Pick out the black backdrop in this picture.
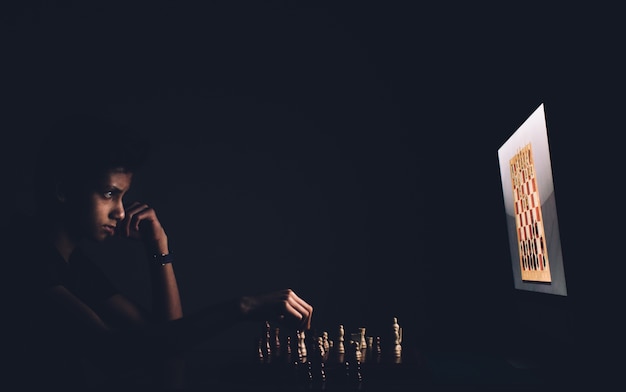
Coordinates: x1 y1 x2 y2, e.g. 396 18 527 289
2 1 623 363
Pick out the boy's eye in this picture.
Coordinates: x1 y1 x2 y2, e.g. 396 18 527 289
104 191 114 199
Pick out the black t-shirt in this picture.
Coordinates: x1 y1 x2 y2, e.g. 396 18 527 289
25 238 118 307
3 214 120 388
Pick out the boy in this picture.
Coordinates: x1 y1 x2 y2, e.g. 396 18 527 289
3 115 313 388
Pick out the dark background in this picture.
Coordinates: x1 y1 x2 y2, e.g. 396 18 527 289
2 1 623 368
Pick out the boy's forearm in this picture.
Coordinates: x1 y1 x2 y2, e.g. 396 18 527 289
150 262 183 321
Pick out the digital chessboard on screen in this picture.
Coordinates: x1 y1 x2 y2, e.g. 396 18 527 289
498 103 567 296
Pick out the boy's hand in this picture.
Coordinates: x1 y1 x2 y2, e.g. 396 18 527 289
240 289 313 330
119 201 169 254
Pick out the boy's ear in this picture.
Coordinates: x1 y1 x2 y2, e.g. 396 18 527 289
55 182 66 202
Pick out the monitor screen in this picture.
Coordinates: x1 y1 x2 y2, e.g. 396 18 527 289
498 103 567 296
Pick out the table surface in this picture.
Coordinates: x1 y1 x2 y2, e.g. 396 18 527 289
144 343 556 391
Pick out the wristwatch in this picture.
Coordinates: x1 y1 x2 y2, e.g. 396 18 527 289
153 252 174 265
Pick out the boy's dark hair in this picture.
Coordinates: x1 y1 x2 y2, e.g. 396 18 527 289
34 115 150 210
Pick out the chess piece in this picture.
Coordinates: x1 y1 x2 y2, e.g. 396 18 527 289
352 339 361 361
393 317 402 357
337 324 345 354
317 336 325 357
264 321 272 356
257 337 264 360
274 327 281 353
359 327 367 350
322 331 330 352
296 330 302 358
286 335 292 355
297 330 307 358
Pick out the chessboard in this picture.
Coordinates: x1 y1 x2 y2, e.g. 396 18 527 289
509 143 552 283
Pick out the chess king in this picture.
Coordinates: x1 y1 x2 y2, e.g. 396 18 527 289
393 317 402 357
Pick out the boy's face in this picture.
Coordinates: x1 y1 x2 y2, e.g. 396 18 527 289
73 169 133 242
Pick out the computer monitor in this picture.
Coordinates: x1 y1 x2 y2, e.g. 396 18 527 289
497 103 567 297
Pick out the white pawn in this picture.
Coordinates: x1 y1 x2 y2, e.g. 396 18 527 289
337 324 345 354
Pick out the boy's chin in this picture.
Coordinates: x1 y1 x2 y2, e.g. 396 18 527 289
89 231 112 243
